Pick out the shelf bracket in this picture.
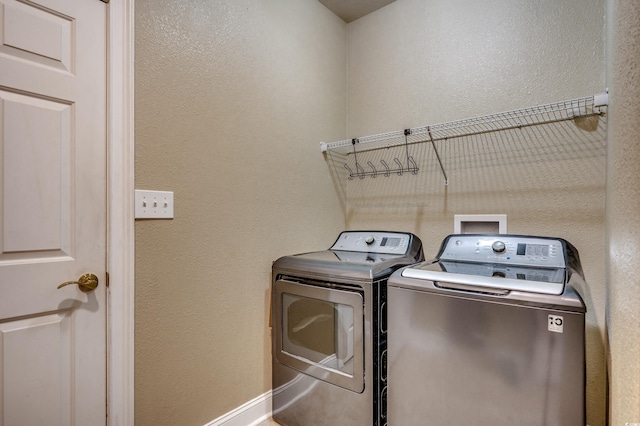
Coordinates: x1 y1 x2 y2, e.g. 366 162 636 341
427 126 448 185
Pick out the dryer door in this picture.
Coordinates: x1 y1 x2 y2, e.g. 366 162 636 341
274 279 364 393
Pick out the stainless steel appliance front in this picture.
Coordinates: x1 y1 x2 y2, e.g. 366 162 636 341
387 234 586 426
272 231 423 426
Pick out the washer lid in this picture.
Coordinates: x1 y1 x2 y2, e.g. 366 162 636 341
401 260 566 295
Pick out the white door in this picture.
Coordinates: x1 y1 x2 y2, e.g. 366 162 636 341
0 0 107 424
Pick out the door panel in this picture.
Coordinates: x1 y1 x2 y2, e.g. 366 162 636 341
2 1 73 70
0 0 107 424
1 89 72 256
0 0 73 72
0 312 72 426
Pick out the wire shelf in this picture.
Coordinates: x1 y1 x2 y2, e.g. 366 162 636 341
322 94 607 184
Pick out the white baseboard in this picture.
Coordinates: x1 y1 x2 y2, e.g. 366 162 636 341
204 391 272 426
272 373 318 417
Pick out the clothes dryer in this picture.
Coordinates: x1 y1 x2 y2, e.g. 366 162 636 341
272 231 423 426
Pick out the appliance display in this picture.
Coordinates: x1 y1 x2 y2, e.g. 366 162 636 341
272 231 424 426
387 234 587 426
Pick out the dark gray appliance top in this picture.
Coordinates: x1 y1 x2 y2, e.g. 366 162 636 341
391 234 586 312
273 231 424 282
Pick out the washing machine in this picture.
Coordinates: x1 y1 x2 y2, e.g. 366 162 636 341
387 234 586 425
272 231 424 426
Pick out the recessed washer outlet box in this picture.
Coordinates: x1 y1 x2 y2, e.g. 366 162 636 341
454 214 507 234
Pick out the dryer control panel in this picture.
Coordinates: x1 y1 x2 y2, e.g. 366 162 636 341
439 234 566 268
330 231 413 255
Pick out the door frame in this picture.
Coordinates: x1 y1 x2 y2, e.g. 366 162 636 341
107 0 135 425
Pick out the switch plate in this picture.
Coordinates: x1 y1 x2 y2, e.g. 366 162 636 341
135 190 174 219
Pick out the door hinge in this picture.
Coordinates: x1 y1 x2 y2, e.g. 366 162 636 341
105 271 110 287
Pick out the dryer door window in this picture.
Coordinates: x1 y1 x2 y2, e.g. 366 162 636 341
275 279 364 393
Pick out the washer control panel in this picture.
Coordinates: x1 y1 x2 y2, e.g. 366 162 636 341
330 231 412 255
439 235 566 268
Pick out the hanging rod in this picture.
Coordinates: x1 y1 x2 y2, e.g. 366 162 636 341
320 93 608 155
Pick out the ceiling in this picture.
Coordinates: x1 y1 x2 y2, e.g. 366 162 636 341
319 0 397 23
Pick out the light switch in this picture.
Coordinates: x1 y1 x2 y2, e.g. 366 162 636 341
135 190 174 219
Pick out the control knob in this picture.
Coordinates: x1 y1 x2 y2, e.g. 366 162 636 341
365 235 375 244
492 240 506 253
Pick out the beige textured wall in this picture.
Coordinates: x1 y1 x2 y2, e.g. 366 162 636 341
342 0 607 424
606 0 640 423
134 1 346 424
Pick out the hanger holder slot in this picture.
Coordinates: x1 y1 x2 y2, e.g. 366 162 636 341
345 130 419 180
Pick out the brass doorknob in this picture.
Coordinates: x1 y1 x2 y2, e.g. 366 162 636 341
57 273 99 292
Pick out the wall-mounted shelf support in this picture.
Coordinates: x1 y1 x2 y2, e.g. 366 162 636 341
427 126 448 185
